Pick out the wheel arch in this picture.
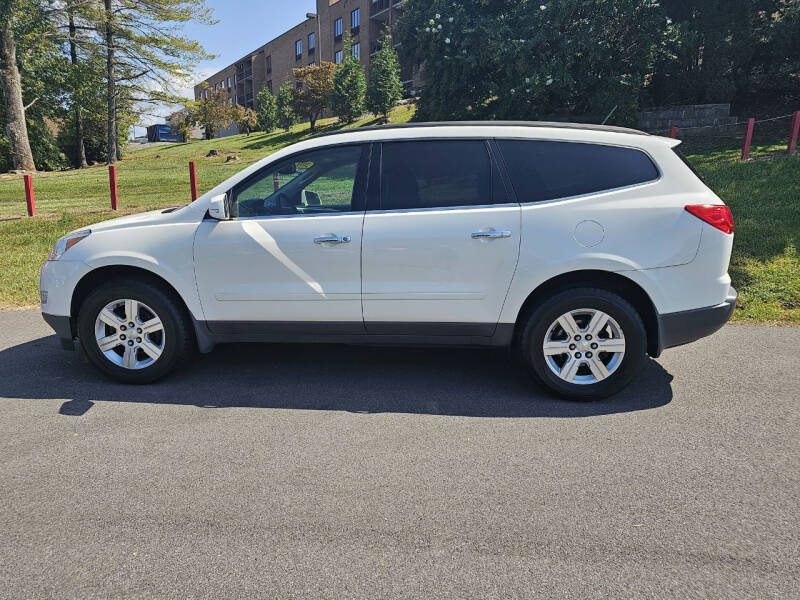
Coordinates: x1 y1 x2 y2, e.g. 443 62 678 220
69 265 212 352
512 270 661 357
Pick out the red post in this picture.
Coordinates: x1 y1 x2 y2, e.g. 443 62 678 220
741 117 755 161
669 126 678 139
24 174 35 217
108 164 119 210
273 171 280 192
189 161 198 201
788 111 800 155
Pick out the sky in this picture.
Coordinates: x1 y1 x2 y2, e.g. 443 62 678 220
136 0 316 133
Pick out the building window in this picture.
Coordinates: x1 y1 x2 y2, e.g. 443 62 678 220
308 32 316 54
334 50 343 64
227 76 231 89
265 55 272 74
351 8 360 33
334 17 343 42
267 80 272 93
295 39 302 60
352 42 360 60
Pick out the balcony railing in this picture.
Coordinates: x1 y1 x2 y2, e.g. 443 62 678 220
370 0 390 17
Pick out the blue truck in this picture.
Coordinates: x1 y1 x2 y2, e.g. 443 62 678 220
146 124 184 143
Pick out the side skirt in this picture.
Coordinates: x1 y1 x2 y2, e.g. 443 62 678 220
195 321 515 352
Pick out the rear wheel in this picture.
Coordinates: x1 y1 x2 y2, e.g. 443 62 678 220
518 288 646 400
77 279 194 384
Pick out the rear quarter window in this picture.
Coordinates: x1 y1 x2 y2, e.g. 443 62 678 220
496 140 659 203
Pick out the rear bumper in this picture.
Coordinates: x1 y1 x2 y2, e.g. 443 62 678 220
42 312 75 350
658 286 737 352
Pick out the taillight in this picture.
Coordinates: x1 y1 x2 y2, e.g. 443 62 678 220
685 204 734 234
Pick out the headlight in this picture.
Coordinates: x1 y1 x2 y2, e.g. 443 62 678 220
48 229 91 261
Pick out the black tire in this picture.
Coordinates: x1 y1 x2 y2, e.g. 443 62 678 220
517 287 646 400
77 278 194 384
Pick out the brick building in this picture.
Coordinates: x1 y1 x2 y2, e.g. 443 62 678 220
193 0 416 136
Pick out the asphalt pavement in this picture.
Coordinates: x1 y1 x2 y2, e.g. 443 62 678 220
0 309 798 599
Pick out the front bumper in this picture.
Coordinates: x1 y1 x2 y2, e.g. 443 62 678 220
658 286 737 352
42 313 76 350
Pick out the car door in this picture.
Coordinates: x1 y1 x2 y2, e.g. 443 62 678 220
194 144 369 334
361 139 521 335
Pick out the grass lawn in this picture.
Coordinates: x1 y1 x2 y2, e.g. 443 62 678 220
690 146 800 324
0 105 798 326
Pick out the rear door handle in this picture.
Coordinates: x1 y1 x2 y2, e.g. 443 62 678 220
314 235 351 245
471 230 512 239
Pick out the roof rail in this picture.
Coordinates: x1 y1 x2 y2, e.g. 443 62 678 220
310 120 650 140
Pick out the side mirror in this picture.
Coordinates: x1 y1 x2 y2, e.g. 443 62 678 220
208 193 230 220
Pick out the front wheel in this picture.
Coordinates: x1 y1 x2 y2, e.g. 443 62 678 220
518 288 647 400
77 279 194 384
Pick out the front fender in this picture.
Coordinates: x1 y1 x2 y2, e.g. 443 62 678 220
81 251 204 321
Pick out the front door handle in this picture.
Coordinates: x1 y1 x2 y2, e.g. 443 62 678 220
314 235 352 245
471 230 512 240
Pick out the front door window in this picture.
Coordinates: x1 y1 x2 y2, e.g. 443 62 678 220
232 145 364 218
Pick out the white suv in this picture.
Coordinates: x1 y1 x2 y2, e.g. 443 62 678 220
40 122 736 399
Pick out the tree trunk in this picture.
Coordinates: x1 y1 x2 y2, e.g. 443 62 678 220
115 115 122 160
68 11 87 168
0 16 36 172
104 0 116 164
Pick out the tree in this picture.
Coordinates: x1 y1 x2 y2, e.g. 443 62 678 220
646 0 800 107
398 1 661 125
89 0 215 163
167 107 193 141
101 0 116 162
0 0 38 171
366 33 402 122
255 86 278 133
276 81 297 130
292 61 336 131
231 103 257 136
1 1 214 172
191 84 231 139
56 54 132 165
330 34 366 124
66 3 87 168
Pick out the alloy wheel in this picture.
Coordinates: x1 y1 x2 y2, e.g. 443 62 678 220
542 308 626 385
93 299 165 370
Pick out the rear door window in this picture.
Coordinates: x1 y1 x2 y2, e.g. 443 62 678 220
497 140 659 203
380 140 495 210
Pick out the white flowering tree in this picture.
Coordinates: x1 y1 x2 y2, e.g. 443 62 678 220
396 0 662 124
